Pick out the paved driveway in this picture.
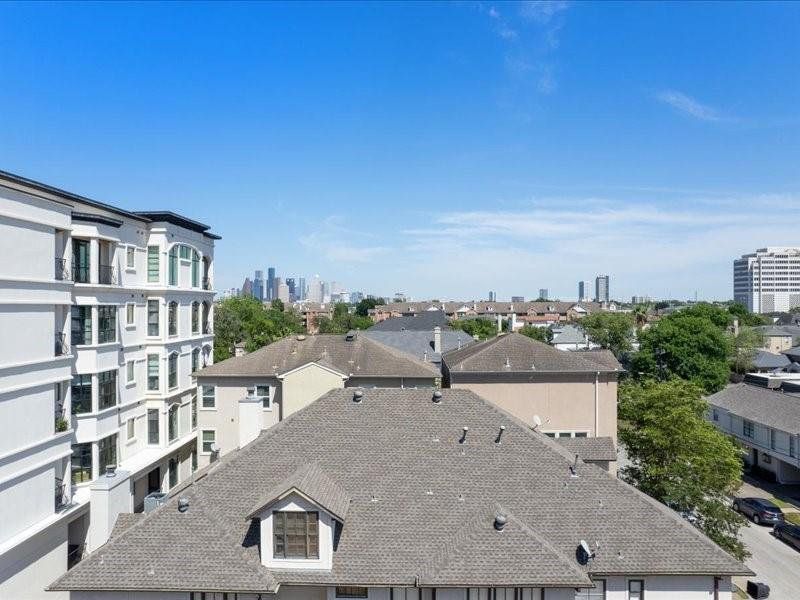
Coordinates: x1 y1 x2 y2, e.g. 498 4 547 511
736 521 800 600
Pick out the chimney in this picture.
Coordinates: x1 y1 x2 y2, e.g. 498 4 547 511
433 326 442 354
510 313 517 331
496 314 502 334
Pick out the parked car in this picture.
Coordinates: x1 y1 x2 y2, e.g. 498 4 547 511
732 497 785 525
774 521 800 550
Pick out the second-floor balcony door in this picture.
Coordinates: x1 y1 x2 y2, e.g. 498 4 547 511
72 239 90 283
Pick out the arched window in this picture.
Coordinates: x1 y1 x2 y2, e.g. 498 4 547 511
168 403 179 443
191 301 199 334
168 352 178 389
191 250 200 288
168 245 178 286
202 301 211 334
168 301 178 336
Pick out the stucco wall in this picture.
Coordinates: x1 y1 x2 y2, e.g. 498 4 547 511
282 364 345 418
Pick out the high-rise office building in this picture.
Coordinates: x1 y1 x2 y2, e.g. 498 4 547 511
266 267 276 301
277 282 290 303
595 275 610 303
511 296 525 303
298 277 306 301
253 270 264 301
241 277 253 298
272 277 282 301
488 291 496 302
308 275 323 303
734 247 800 313
0 171 217 599
578 281 591 302
286 278 296 301
538 288 549 300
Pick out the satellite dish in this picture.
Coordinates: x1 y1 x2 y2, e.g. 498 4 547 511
532 415 542 429
210 443 220 453
580 540 592 556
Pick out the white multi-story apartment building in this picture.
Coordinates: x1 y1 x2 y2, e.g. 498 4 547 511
734 247 800 313
0 170 218 599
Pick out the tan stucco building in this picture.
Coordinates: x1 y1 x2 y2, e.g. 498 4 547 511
194 332 439 466
442 333 622 470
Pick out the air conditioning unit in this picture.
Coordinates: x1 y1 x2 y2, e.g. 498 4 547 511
143 492 167 513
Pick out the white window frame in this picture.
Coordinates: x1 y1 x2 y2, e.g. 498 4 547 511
627 579 644 600
126 246 136 270
200 429 216 454
541 430 590 439
126 360 135 385
200 385 216 409
126 417 136 441
126 302 135 327
247 384 273 410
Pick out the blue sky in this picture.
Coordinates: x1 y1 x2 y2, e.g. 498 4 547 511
1 1 798 301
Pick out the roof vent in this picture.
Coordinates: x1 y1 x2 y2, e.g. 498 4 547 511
353 390 364 403
178 498 189 513
494 513 507 531
504 357 511 369
105 465 117 477
495 425 506 444
459 426 469 444
569 454 579 478
432 390 443 403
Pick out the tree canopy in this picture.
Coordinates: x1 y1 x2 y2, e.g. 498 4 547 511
450 318 498 341
213 296 304 362
317 302 374 334
355 297 386 317
518 325 553 343
579 312 635 357
619 379 748 560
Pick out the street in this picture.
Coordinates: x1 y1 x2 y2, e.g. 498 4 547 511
736 521 800 600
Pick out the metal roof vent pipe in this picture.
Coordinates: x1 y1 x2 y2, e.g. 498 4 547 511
178 498 190 513
494 513 507 531
459 426 469 444
353 389 364 403
432 390 443 404
105 465 117 478
495 425 506 444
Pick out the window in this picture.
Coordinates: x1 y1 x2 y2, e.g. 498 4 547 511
97 369 117 410
191 302 199 334
712 409 719 422
126 302 135 326
168 404 179 442
147 354 160 391
791 436 796 458
127 360 135 384
179 244 191 260
71 443 92 484
771 429 777 450
71 374 92 414
249 385 271 409
168 353 178 389
168 301 178 336
147 408 160 444
147 300 160 336
98 434 118 476
201 430 216 453
168 458 177 488
272 511 319 559
335 588 368 598
192 347 200 373
147 246 159 283
201 385 215 408
191 449 197 472
628 579 644 600
575 580 606 599
191 394 197 429
126 418 135 440
743 419 754 438
574 431 588 438
191 250 200 287
126 246 135 269
98 305 116 343
71 306 92 345
763 453 772 464
168 246 178 285
72 239 90 283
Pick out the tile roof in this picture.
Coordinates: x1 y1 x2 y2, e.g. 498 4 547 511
362 329 474 365
196 333 440 379
51 388 747 593
442 333 622 374
370 311 451 332
708 383 800 434
555 436 618 463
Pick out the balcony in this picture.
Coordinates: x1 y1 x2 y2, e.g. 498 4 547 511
202 277 212 290
72 261 90 284
98 264 116 285
55 258 71 281
55 332 69 357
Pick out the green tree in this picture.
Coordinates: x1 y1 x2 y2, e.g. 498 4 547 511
727 302 768 326
579 312 635 357
619 379 748 560
270 298 284 312
213 296 304 362
518 325 553 343
730 327 764 375
318 303 374 334
451 318 497 341
632 304 649 329
630 311 732 393
355 297 385 317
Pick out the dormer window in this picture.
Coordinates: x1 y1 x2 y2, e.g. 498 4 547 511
272 511 319 559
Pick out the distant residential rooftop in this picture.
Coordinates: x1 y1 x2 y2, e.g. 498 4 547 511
708 382 800 434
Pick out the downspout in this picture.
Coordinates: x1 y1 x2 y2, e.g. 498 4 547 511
594 371 600 437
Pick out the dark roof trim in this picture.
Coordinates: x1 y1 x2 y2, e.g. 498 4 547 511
71 211 123 228
135 211 210 234
204 232 223 240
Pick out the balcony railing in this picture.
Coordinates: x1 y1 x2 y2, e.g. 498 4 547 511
55 477 67 511
55 332 69 356
55 258 71 281
202 277 212 290
72 261 90 284
67 544 84 570
98 264 116 285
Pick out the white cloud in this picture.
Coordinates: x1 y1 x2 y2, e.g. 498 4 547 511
656 90 724 122
519 1 570 24
299 216 389 264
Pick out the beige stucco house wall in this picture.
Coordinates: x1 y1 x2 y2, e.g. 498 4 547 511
763 334 793 354
281 363 347 418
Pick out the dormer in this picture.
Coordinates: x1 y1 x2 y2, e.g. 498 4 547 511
246 463 349 571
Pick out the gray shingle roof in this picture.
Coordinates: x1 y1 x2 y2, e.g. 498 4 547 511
551 324 587 345
51 389 747 593
246 462 350 522
362 329 474 365
708 383 800 433
196 334 440 379
555 436 617 462
443 333 622 373
755 325 800 338
370 311 451 332
752 350 791 370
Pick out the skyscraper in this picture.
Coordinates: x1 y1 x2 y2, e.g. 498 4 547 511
538 288 549 300
578 281 591 302
488 291 496 302
273 277 282 302
734 247 800 313
286 277 296 301
595 275 610 303
253 270 264 301
266 267 276 301
298 276 307 301
241 277 253 297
